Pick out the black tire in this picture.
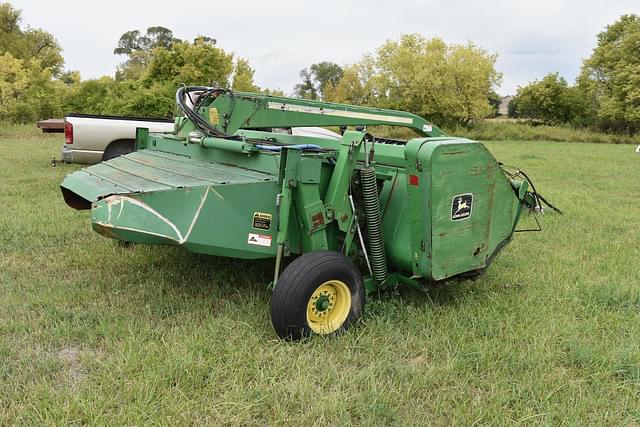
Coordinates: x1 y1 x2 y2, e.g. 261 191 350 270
103 140 135 161
270 251 364 341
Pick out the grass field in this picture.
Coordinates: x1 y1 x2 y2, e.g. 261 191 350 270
1 127 639 425
449 121 640 145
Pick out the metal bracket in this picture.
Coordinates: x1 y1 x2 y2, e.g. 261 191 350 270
273 148 299 285
324 131 365 233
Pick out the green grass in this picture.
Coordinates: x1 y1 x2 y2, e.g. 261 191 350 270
363 121 639 145
448 121 640 145
1 130 639 425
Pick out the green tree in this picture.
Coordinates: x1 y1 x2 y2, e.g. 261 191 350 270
113 30 142 55
114 26 180 56
294 68 317 99
487 91 501 118
577 14 640 133
324 64 370 105
58 70 81 85
114 80 176 118
143 36 234 87
327 34 501 125
64 77 118 115
114 26 181 80
232 58 259 92
0 52 28 119
310 61 343 99
512 73 576 124
65 32 244 118
0 3 64 76
261 88 285 97
0 3 72 122
294 61 344 100
0 52 66 122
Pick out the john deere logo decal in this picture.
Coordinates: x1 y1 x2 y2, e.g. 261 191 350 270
451 193 473 221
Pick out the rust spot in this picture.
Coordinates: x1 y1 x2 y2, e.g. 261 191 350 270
93 223 120 239
311 212 325 230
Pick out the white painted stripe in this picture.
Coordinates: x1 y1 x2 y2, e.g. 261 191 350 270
95 222 179 242
182 187 210 242
101 187 211 245
105 195 183 241
267 102 414 124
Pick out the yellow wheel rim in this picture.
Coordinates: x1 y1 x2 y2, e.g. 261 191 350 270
306 280 352 334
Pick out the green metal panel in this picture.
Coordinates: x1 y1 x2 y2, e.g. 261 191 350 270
91 180 280 259
61 89 532 292
324 131 364 232
61 150 275 204
380 173 414 273
403 138 433 278
207 92 445 137
418 140 524 280
63 149 280 259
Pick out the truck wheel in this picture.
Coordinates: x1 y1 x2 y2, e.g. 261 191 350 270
270 251 364 340
103 140 135 161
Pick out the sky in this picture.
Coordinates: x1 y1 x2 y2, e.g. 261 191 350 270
11 0 639 96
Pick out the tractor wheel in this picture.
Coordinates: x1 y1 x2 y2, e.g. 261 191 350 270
270 251 364 341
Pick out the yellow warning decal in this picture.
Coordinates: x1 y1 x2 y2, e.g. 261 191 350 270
252 212 272 230
208 108 219 125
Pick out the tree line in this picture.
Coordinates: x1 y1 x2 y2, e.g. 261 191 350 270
1 2 638 135
293 14 639 134
0 3 265 121
508 14 640 134
294 35 502 128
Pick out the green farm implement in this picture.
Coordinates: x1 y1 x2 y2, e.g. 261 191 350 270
61 87 547 340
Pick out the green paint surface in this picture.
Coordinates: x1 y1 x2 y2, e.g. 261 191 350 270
61 92 528 285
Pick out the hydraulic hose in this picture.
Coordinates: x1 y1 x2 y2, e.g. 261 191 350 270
175 86 234 139
255 144 322 152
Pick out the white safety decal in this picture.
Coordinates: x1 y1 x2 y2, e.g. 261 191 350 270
267 102 413 124
247 233 272 247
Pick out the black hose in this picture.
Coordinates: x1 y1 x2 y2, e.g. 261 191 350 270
513 169 562 214
175 86 235 139
534 192 563 214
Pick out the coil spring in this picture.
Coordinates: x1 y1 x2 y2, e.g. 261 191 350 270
360 166 388 283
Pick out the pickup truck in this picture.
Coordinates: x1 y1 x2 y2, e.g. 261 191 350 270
61 113 174 164
61 113 342 164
